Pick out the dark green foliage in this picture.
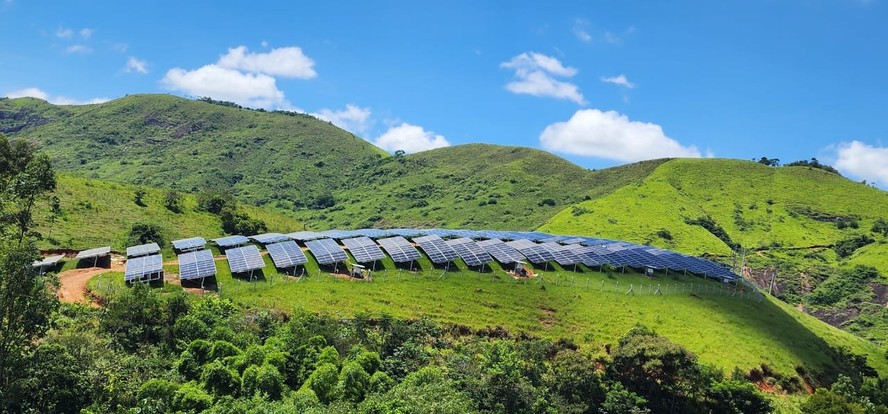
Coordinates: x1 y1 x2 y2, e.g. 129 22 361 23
127 222 165 247
17 344 89 414
808 266 879 307
101 282 165 351
873 218 888 237
197 189 236 214
164 190 183 213
359 367 478 414
354 350 383 375
210 340 242 360
305 362 340 404
785 158 841 175
600 382 649 414
685 215 739 250
756 157 780 167
339 361 371 402
134 189 147 207
368 370 395 394
705 379 772 413
173 315 210 350
173 382 214 413
657 228 674 241
538 198 557 207
220 208 267 236
800 389 866 414
834 234 875 259
242 363 285 400
547 349 607 413
202 360 241 396
137 379 180 413
609 325 706 413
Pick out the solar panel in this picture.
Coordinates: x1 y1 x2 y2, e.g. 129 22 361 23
33 254 65 268
477 239 525 264
377 236 422 263
446 238 492 267
353 228 393 239
225 245 266 273
75 246 111 260
125 254 163 282
250 233 290 245
505 240 554 264
178 249 216 281
413 235 459 264
540 242 582 266
213 235 250 248
341 237 386 263
265 241 308 268
126 242 161 258
560 237 587 245
321 229 358 240
172 237 206 251
305 238 349 265
287 231 326 241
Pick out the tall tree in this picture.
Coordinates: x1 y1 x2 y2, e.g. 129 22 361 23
0 133 60 409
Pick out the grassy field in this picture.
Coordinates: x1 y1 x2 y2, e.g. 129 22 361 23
87 247 888 383
32 174 304 251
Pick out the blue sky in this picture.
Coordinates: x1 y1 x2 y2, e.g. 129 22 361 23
2 0 888 187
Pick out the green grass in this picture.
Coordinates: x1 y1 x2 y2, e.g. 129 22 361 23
88 250 888 382
32 174 304 251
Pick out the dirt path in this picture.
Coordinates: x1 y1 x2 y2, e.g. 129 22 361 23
57 263 124 304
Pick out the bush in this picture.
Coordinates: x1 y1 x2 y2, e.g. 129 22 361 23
127 222 165 247
305 363 340 404
164 190 183 213
872 218 888 237
173 382 213 413
197 189 235 214
834 235 875 259
134 189 147 206
201 360 241 396
220 208 267 236
656 229 673 241
538 198 557 207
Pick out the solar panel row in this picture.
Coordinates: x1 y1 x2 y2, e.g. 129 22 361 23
213 235 250 248
225 245 265 273
178 249 216 281
32 254 65 268
250 233 290 245
477 239 526 264
377 236 421 263
413 235 459 264
125 254 163 282
445 238 492 267
342 237 386 263
75 246 111 260
287 231 326 241
126 242 161 258
305 238 348 265
265 241 308 268
172 237 206 251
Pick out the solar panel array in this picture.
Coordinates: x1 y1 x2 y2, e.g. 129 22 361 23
265 241 308 268
33 254 65 268
506 240 555 264
477 239 525 264
126 242 160 258
377 236 421 263
75 246 111 260
446 238 493 267
413 235 459 264
213 235 250 248
287 231 326 241
250 233 290 245
178 249 216 281
341 237 386 263
116 227 739 281
172 237 206 251
225 245 266 273
125 254 163 282
305 238 348 265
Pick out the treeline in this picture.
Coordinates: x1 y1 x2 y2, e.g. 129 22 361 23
754 156 842 176
7 285 780 414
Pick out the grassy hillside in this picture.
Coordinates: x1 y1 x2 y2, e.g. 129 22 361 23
1 95 665 230
300 145 666 230
32 174 304 251
541 158 888 342
88 247 888 387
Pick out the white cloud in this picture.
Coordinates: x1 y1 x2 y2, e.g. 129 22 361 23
79 28 93 39
500 52 585 105
161 65 286 108
312 104 372 135
110 42 129 53
56 27 73 38
217 46 316 79
573 19 592 43
604 31 622 45
65 44 92 54
601 74 636 89
261 40 268 48
834 141 888 186
6 87 109 105
374 123 450 154
125 56 148 74
539 109 702 162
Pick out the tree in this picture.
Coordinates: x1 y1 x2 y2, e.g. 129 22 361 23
0 134 59 410
305 363 340 404
706 379 772 414
101 282 165 351
164 190 183 213
756 157 780 167
17 343 90 414
134 189 147 207
201 360 241 396
127 222 165 247
197 189 235 214
800 389 866 414
339 361 371 403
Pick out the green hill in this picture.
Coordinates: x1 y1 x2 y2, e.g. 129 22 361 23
541 158 888 342
1 95 659 230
